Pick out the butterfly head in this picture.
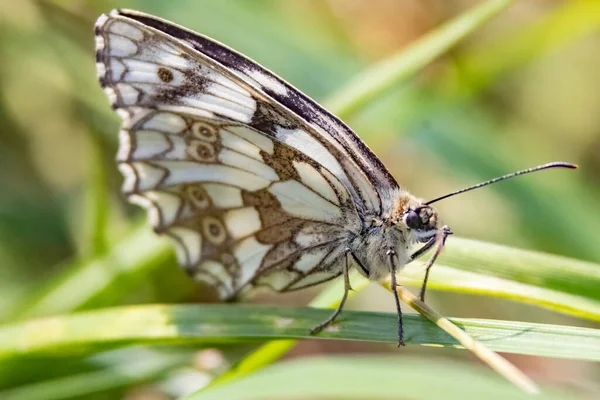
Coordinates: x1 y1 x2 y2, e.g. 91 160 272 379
402 205 439 242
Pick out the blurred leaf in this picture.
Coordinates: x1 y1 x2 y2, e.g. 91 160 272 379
453 0 600 95
326 0 517 118
1 304 599 361
79 131 110 259
10 226 172 320
186 356 575 400
0 87 73 290
0 347 189 400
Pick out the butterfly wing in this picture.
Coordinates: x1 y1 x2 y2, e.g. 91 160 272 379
95 10 397 298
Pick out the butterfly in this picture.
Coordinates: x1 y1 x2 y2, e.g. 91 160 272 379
95 9 576 346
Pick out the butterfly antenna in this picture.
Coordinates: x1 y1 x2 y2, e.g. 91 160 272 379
425 162 577 206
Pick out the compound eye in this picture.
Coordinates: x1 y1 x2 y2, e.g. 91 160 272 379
404 209 422 230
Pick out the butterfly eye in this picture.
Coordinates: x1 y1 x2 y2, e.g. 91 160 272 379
404 209 422 230
404 206 439 238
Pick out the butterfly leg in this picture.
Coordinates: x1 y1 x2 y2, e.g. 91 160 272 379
408 237 437 263
310 252 352 335
387 248 405 347
418 225 452 302
406 236 436 304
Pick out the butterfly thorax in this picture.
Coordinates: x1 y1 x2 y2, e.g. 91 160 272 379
348 188 440 281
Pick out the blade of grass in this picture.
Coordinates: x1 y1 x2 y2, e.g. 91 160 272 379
185 356 576 400
401 264 600 321
387 283 538 394
439 237 600 305
1 304 599 361
325 0 516 118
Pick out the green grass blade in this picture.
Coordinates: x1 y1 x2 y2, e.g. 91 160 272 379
325 0 516 118
402 264 600 321
438 237 600 306
1 305 598 361
393 237 600 321
185 356 576 400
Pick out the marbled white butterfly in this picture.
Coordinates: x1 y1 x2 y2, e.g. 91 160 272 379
95 9 575 345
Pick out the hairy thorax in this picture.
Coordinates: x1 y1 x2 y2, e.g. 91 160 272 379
348 188 426 282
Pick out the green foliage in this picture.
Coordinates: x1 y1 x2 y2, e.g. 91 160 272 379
1 305 599 361
187 356 575 400
1 0 599 399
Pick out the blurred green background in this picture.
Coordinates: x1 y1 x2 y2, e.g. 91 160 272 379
1 0 599 398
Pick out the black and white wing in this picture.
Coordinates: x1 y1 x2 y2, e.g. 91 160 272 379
95 9 399 298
